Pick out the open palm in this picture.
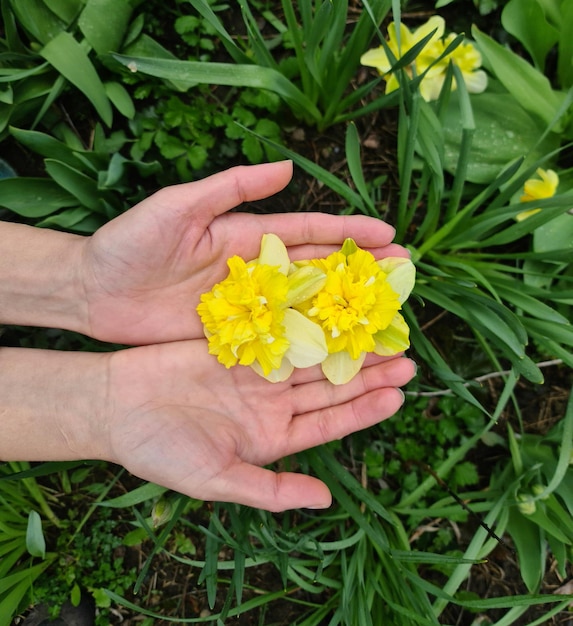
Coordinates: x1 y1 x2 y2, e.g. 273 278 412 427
80 161 404 345
105 340 415 511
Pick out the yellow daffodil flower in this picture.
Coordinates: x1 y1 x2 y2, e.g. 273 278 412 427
295 239 416 385
516 168 559 221
360 16 487 102
360 16 445 99
197 234 328 382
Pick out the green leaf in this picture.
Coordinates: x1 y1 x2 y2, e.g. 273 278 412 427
98 482 167 508
472 25 561 127
112 54 322 125
44 159 103 212
104 81 135 119
0 177 77 217
78 0 132 54
25 511 45 559
8 0 66 44
40 31 113 126
443 93 559 184
501 0 559 71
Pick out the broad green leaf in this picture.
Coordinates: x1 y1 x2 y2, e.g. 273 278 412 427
9 127 77 165
443 93 559 183
0 177 76 217
40 31 112 126
557 1 573 87
35 207 94 231
44 159 103 212
44 0 84 24
113 55 322 125
533 211 573 253
472 25 561 127
9 0 66 44
104 81 135 119
25 511 45 558
501 0 558 71
78 0 132 54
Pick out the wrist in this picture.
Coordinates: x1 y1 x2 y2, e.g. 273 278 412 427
0 347 112 462
0 222 88 334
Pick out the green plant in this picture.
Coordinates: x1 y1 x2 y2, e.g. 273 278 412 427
0 463 59 626
493 390 573 594
0 125 160 233
114 0 396 131
32 508 137 625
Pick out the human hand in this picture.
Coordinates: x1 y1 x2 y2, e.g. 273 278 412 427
79 161 407 345
103 341 416 511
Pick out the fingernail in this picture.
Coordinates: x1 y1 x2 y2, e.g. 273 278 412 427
305 503 331 510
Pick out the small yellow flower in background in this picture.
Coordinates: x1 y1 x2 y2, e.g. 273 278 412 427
197 234 328 382
295 239 416 385
516 168 559 221
360 16 487 102
360 16 445 98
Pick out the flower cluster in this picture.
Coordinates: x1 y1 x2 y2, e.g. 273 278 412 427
197 234 415 385
360 16 487 102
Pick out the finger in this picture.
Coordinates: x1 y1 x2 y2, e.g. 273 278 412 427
286 241 410 263
245 212 396 250
286 387 406 456
288 352 406 386
290 357 416 416
198 462 332 512
155 161 294 223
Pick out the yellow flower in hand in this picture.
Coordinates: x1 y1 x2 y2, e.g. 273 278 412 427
295 239 416 385
197 234 328 382
516 168 559 221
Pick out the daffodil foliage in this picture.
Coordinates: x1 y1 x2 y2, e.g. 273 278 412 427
198 235 415 385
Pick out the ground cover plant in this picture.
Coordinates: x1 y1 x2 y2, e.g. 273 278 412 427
1 0 572 624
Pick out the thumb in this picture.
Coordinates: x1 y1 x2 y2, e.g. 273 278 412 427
200 462 332 512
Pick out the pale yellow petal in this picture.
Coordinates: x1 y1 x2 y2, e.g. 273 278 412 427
373 313 410 356
321 351 366 385
413 16 445 45
283 308 328 368
515 208 542 222
419 72 446 101
361 47 392 73
251 358 294 383
462 69 488 94
377 258 416 304
258 233 290 274
286 265 327 307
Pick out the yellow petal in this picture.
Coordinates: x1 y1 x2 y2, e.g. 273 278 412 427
413 16 445 46
373 313 410 356
376 258 416 304
251 358 294 383
321 351 366 385
360 47 392 73
283 308 328 368
286 265 327 307
258 233 290 274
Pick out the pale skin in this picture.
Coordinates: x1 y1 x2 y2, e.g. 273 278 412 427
0 161 415 511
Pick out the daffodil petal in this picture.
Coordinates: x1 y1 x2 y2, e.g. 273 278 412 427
516 208 542 222
462 69 488 94
413 15 445 45
373 313 410 356
360 47 392 74
251 358 294 383
283 308 328 368
321 351 366 385
258 233 290 274
376 257 416 304
286 266 327 307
